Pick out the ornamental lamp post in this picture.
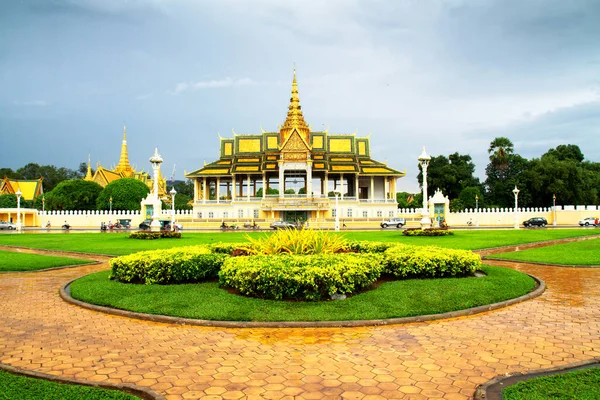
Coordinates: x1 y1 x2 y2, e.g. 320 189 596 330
109 196 113 214
333 190 341 232
42 195 45 230
553 194 557 227
16 189 22 231
170 187 177 231
418 147 431 228
149 148 164 232
513 186 520 229
475 194 479 228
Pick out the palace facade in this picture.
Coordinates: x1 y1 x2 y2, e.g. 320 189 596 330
185 71 405 224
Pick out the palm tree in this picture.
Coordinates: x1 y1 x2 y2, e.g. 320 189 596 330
488 137 514 179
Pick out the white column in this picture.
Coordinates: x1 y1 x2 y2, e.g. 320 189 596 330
370 176 375 203
247 174 251 201
355 175 359 199
278 164 284 199
232 175 236 200
203 177 207 204
216 177 221 203
262 173 266 198
324 173 329 197
340 173 344 200
193 179 198 202
306 165 313 197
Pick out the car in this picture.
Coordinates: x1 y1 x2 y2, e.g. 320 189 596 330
0 221 17 230
270 220 297 229
523 217 548 228
578 217 598 227
139 219 152 230
380 218 406 228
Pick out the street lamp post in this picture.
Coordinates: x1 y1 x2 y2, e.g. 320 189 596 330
109 196 113 214
513 186 520 229
16 189 22 231
149 148 164 232
553 194 557 227
334 191 341 231
418 147 431 228
42 195 45 230
170 187 177 231
475 194 479 228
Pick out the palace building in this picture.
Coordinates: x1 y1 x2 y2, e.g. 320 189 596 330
185 70 405 224
84 126 168 198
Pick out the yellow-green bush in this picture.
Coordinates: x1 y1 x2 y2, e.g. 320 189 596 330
219 253 384 300
347 240 395 253
109 246 228 284
245 229 349 255
384 244 481 278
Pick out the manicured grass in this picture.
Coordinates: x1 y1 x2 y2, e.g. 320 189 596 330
0 250 93 272
0 229 598 255
69 265 535 322
490 238 600 266
0 369 139 400
503 367 600 400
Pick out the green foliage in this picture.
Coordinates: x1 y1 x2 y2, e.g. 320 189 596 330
44 179 103 210
210 242 251 254
97 178 150 211
503 367 600 400
16 162 80 192
256 187 279 197
0 370 138 400
109 246 228 284
396 192 421 209
171 180 194 197
384 244 481 278
219 253 385 300
347 240 395 253
245 229 349 255
0 194 17 208
129 231 182 240
458 186 483 210
402 228 454 236
284 188 296 194
417 152 480 200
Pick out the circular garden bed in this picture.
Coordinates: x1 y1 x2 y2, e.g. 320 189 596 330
69 230 537 322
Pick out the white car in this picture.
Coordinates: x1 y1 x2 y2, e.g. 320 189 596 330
380 218 406 228
0 221 17 230
579 217 598 227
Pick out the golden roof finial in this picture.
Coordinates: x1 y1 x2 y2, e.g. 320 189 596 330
280 66 310 144
115 124 133 177
84 153 93 180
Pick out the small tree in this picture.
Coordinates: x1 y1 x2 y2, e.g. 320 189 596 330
44 180 103 210
0 194 17 208
97 178 150 211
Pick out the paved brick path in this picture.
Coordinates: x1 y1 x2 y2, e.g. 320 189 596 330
1 249 599 399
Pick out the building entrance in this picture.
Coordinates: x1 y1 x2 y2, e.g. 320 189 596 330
283 211 308 223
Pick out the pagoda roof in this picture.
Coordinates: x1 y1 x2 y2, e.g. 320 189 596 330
0 177 44 201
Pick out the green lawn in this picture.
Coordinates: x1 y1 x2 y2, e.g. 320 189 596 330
69 265 535 322
490 238 600 266
0 369 139 400
503 367 600 400
0 229 598 255
0 250 93 272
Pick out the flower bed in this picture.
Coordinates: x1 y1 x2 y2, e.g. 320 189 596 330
129 231 182 240
219 253 385 300
402 228 453 236
385 244 481 278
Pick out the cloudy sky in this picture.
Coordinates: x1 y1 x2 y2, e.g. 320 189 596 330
1 0 599 192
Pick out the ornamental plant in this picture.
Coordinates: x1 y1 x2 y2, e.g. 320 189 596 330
109 246 227 284
219 253 385 300
384 244 481 278
245 229 349 255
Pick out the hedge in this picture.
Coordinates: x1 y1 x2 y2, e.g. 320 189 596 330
347 240 395 253
109 246 227 284
129 231 181 240
402 228 453 236
384 244 481 278
219 253 385 301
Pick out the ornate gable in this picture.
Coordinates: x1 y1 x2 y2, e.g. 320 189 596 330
280 130 311 161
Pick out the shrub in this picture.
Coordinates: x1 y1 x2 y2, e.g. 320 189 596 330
384 244 481 278
219 253 385 301
402 228 454 236
109 246 228 284
245 229 349 255
129 231 181 239
210 242 250 255
347 240 395 253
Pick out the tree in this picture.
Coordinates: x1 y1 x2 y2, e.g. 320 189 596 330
172 180 193 198
16 163 79 192
78 162 95 178
0 194 17 208
457 186 483 210
487 137 514 180
417 152 480 200
396 192 421 209
484 138 531 207
44 180 103 210
256 187 279 197
97 178 150 211
0 168 21 179
543 144 584 163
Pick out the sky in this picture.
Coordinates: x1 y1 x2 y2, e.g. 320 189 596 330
1 0 599 193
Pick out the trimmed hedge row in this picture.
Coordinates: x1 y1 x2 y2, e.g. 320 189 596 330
402 228 453 236
219 253 385 300
385 244 481 278
129 231 182 240
347 240 395 253
109 246 227 284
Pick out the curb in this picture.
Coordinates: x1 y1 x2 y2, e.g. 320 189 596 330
482 257 600 268
60 274 545 329
473 358 600 399
0 362 166 400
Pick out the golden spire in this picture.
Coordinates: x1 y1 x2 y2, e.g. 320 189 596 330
84 154 93 181
280 67 310 144
115 125 133 177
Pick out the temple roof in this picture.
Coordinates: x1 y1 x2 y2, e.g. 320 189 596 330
0 177 44 201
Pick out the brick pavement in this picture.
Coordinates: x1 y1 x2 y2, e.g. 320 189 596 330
1 251 599 399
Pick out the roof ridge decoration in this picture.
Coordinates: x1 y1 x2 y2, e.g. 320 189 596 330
280 67 310 146
115 124 133 177
84 154 93 181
